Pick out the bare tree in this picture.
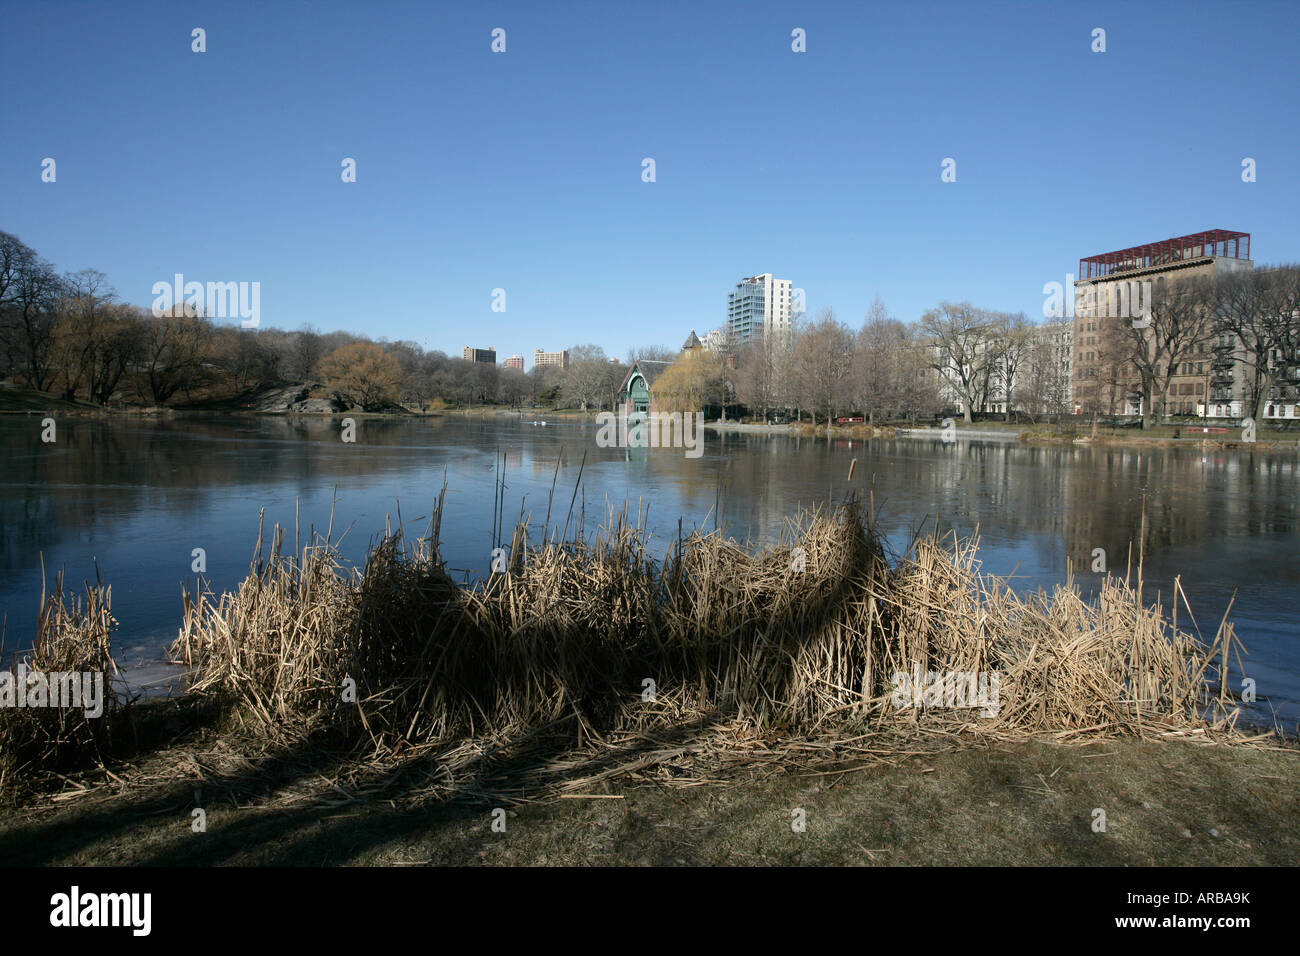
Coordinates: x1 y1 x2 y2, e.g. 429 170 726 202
401 351 442 410
855 298 908 425
0 231 26 305
897 323 943 423
86 304 145 404
561 344 618 411
52 270 118 400
991 312 1031 421
528 362 561 405
497 367 529 406
138 305 214 405
732 338 781 420
471 359 499 404
703 325 739 367
1018 330 1072 423
438 358 478 405
920 302 1001 423
1215 265 1300 422
291 325 325 382
626 344 675 364
318 342 407 410
1124 275 1214 429
212 325 282 396
0 233 62 391
790 308 854 426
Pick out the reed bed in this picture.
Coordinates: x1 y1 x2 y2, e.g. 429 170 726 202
0 567 121 795
160 495 1250 804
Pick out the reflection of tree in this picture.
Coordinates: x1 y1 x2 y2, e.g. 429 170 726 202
0 416 466 576
7 419 1296 665
1061 447 1296 570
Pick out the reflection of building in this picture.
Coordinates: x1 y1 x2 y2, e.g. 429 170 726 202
530 453 564 477
503 354 524 371
463 346 497 364
1060 445 1233 573
533 348 569 370
1072 230 1253 418
727 273 794 346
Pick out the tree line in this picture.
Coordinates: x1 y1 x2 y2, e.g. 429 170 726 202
7 229 1294 426
653 265 1300 430
0 230 632 412
650 300 1069 427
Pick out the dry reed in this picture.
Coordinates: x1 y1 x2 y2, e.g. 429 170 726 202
161 495 1251 803
0 567 122 795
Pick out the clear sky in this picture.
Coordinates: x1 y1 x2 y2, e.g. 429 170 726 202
2 1 1297 364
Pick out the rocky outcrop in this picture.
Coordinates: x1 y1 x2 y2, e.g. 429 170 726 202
243 385 345 414
289 397 345 414
247 385 309 411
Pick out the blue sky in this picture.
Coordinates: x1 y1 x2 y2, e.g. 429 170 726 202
2 0 1297 364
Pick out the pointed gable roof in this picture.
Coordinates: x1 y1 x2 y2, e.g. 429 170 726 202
619 359 671 395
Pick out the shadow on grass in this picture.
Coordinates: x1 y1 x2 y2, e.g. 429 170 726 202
0 704 729 865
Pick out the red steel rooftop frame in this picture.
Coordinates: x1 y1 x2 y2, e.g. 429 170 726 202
1078 230 1250 280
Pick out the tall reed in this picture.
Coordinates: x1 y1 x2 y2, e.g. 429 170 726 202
170 498 1244 760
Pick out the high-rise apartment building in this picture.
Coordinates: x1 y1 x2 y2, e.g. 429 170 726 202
533 348 570 370
463 346 497 364
726 273 795 346
503 354 524 371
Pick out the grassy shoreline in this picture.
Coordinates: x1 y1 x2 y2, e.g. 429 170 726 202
7 385 1297 445
1 498 1291 865
2 731 1294 865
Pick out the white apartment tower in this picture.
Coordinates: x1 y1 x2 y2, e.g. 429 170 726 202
727 273 795 346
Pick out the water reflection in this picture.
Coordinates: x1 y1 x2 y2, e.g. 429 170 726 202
1 416 1295 722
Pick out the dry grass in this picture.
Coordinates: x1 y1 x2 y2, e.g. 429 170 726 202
0 566 122 795
151 492 1263 807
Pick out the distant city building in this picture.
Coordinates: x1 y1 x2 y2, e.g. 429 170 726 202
503 354 524 371
533 348 570 370
701 329 728 352
727 273 794 346
1072 230 1253 418
463 346 497 365
1035 320 1074 410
